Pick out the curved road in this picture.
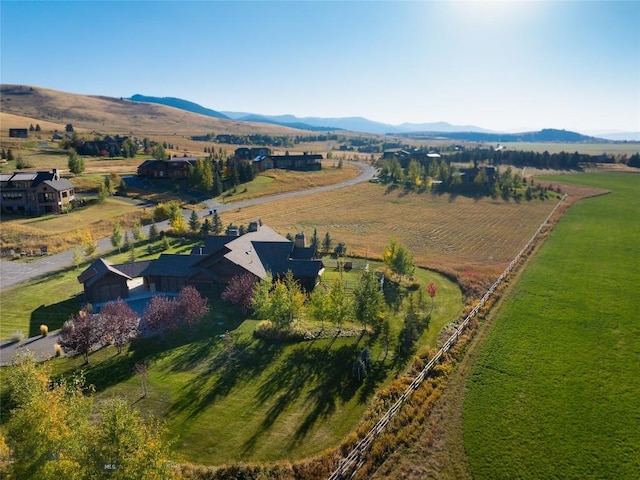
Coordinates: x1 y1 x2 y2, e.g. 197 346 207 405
0 162 377 291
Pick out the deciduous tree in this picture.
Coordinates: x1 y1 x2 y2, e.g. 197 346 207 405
353 270 386 332
99 299 138 354
110 223 123 252
67 149 85 174
175 285 209 326
59 308 102 364
221 273 259 313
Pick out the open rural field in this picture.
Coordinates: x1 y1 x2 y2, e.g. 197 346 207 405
218 181 576 294
462 173 640 479
499 141 640 155
0 197 151 254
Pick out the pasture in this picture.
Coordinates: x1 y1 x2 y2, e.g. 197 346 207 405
218 182 564 293
0 197 151 254
463 173 640 479
499 141 639 155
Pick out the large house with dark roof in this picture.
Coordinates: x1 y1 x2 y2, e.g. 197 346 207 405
78 224 324 306
0 169 75 215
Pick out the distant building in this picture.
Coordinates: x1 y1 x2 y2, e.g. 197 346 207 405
252 152 322 172
9 128 28 138
137 157 198 178
0 169 75 215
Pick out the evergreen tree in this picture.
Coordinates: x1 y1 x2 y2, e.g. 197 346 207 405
189 210 201 233
200 218 212 235
149 223 159 242
213 170 223 197
322 232 333 253
212 211 223 235
310 228 319 256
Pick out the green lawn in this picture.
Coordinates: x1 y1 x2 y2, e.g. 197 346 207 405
0 237 201 339
463 173 640 479
44 264 461 465
2 244 463 465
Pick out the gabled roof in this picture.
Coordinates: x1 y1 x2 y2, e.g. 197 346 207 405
191 235 237 255
77 258 131 288
140 254 200 277
114 260 153 278
222 226 290 279
41 179 75 191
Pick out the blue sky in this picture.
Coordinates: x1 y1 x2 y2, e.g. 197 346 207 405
1 1 639 133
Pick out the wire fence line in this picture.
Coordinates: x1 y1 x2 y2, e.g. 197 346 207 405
327 194 568 480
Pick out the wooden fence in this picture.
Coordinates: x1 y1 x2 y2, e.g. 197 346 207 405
327 194 568 480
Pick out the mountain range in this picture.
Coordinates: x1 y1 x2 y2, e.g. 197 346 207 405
127 94 640 142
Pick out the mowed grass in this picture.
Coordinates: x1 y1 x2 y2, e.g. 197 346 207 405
0 237 201 339
463 173 640 479
45 262 462 465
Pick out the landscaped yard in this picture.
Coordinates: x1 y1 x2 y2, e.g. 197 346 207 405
37 258 463 465
463 173 640 479
0 237 202 339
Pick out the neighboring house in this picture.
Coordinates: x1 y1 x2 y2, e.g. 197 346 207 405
253 153 322 172
235 147 271 160
0 169 75 215
137 157 198 178
9 128 28 138
78 223 324 307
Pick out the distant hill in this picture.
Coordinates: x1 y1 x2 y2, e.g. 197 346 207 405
236 114 340 132
399 128 607 143
128 94 230 120
0 85 303 136
222 112 491 135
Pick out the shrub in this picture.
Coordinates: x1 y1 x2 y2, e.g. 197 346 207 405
253 320 306 343
54 344 63 357
39 324 48 337
10 331 24 343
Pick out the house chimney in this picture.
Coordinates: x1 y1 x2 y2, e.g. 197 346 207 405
294 232 306 248
52 168 59 180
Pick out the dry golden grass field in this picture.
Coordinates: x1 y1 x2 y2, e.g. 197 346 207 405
219 182 592 295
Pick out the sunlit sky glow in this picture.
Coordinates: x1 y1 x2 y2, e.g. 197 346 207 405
1 1 639 134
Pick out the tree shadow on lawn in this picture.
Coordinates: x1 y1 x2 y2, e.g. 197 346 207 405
242 339 385 455
168 338 283 420
29 294 83 337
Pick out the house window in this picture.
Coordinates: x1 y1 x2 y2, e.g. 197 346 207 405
61 191 68 198
2 192 23 200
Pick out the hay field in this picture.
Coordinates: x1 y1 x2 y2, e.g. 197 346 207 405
220 182 565 291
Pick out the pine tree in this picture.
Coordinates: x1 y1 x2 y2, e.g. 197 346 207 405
189 210 201 233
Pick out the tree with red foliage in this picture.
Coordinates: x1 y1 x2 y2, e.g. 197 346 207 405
140 295 176 340
221 273 259 314
426 281 438 314
99 298 138 354
175 285 209 326
59 307 102 364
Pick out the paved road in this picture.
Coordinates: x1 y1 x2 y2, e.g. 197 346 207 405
0 162 377 291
